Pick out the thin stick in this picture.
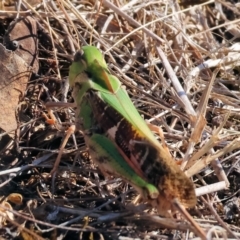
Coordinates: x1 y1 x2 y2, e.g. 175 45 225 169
173 198 207 240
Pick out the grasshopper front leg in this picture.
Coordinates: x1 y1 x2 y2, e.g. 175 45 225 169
44 102 76 175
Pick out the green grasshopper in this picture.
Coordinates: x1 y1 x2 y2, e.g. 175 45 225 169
68 46 197 215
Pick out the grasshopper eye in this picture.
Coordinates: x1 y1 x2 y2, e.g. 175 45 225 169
73 49 84 62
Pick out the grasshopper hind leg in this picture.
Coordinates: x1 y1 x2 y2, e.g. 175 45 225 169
85 133 159 201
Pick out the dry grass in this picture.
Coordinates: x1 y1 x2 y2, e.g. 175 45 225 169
0 0 240 239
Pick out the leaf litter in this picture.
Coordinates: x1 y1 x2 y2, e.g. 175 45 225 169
0 0 240 239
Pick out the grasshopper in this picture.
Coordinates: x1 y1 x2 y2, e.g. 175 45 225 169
69 46 196 213
48 46 205 238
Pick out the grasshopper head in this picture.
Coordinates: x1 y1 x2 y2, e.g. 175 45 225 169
81 46 108 71
69 46 120 93
69 46 109 87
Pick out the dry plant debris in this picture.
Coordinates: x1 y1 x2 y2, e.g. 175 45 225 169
0 16 38 136
0 0 240 239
